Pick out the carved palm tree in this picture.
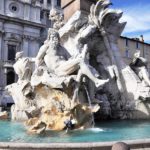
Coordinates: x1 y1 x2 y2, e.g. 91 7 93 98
89 0 126 38
89 0 129 107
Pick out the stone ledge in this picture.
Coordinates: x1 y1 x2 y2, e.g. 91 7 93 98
0 139 150 150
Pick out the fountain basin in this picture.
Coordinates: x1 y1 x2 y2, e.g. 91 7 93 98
0 139 150 150
1 120 150 149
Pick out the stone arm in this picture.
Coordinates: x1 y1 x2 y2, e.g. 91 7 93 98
35 44 49 67
139 57 147 64
130 57 148 68
76 24 97 43
29 57 36 63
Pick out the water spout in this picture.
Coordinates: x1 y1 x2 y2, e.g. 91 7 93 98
84 85 95 127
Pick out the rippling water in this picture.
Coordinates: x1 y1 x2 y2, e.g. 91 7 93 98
0 120 150 143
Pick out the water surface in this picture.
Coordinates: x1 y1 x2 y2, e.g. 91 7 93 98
0 120 150 143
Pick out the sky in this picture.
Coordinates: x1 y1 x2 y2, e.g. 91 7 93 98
111 0 150 43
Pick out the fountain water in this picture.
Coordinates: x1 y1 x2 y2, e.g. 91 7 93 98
84 85 95 127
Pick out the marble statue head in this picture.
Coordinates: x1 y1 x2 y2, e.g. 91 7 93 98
134 50 140 58
46 28 60 46
49 8 64 30
49 8 59 21
15 51 24 60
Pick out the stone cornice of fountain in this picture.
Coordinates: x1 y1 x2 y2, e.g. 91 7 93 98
0 139 150 150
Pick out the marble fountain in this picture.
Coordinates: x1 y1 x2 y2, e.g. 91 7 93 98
1 0 150 149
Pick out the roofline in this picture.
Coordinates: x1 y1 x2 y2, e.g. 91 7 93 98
120 36 150 46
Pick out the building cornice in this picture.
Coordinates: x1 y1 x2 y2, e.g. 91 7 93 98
120 36 150 46
0 14 46 29
13 0 42 8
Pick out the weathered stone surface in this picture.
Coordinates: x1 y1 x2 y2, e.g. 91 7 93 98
25 117 39 126
61 0 97 21
24 85 98 132
111 142 130 150
0 111 8 120
28 120 46 134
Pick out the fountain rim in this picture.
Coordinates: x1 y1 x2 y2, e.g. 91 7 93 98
0 139 150 149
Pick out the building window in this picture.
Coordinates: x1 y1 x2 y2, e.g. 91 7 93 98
57 0 61 6
47 12 49 18
9 3 19 13
40 0 43 3
136 41 139 49
125 39 128 47
125 49 129 58
46 20 51 28
8 45 16 61
40 11 44 20
47 0 51 4
6 70 15 85
12 6 17 11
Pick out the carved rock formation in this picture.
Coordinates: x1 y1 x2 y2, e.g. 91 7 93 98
0 111 8 120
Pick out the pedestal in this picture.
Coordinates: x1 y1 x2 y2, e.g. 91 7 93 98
61 0 97 21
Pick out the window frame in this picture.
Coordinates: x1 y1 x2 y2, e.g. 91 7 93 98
125 49 129 58
57 0 61 7
6 69 15 85
7 44 17 61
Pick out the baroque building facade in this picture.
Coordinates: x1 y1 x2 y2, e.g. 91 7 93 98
0 0 61 98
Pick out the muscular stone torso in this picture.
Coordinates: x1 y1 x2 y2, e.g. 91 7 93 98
44 46 66 71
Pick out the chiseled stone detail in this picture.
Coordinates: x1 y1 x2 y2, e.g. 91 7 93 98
49 8 65 30
0 111 8 120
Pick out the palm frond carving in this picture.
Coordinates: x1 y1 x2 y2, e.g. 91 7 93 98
89 0 126 37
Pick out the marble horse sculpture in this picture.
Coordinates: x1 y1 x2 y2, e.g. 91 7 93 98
6 0 150 134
